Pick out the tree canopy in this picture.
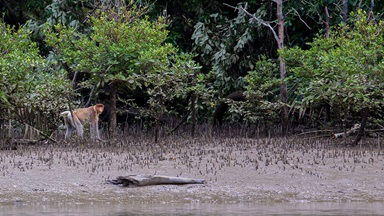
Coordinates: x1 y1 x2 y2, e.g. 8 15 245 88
44 6 203 137
1 0 384 144
0 21 69 132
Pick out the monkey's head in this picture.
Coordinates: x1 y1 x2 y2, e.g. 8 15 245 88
94 104 104 114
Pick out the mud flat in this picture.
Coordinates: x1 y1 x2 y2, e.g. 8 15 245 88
1 136 384 206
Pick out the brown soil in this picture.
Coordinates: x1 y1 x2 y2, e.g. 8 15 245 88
1 136 384 206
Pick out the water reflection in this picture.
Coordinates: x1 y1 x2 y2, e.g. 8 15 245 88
2 202 384 216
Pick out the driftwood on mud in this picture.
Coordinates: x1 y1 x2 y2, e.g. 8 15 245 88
108 175 205 187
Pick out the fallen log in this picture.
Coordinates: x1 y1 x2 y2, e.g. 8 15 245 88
11 139 39 145
334 123 360 138
108 175 205 187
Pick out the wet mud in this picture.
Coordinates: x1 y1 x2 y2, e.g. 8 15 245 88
1 137 384 206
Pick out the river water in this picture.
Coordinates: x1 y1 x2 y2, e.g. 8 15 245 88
2 202 384 215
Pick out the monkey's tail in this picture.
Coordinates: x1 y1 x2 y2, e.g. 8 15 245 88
60 111 71 116
60 111 75 127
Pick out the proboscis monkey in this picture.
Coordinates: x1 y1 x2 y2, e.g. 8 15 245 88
61 104 104 141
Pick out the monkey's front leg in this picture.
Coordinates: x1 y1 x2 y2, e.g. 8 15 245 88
91 122 103 141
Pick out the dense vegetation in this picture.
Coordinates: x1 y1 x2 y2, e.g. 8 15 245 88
1 0 383 144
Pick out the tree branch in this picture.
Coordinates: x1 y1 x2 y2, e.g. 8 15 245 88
81 2 100 24
325 6 330 38
223 3 280 45
84 82 100 107
291 7 312 30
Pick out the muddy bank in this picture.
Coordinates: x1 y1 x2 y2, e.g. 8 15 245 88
1 137 384 206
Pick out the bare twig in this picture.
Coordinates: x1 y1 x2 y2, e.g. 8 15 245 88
301 0 325 25
291 7 312 30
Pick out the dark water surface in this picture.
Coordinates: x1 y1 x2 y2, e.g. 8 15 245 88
2 202 384 216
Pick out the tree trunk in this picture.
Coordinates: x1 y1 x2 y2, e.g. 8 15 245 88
352 108 369 146
8 109 11 137
191 93 196 138
109 82 117 137
154 120 159 143
275 0 289 133
229 1 288 132
325 6 330 39
280 61 288 133
342 0 348 24
368 0 374 21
